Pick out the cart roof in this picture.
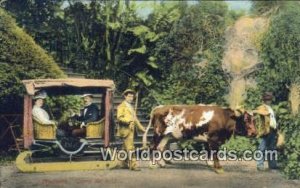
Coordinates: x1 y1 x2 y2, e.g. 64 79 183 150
22 78 115 95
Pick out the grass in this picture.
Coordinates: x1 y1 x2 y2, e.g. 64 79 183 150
0 151 17 166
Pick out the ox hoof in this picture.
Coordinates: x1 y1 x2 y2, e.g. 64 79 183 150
149 163 159 169
165 160 173 165
206 160 214 167
214 168 224 174
157 160 166 168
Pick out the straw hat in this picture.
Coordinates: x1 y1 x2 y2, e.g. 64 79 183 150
81 93 93 98
122 89 135 96
34 91 47 100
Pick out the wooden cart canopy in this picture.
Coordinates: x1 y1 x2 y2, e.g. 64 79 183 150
22 78 115 95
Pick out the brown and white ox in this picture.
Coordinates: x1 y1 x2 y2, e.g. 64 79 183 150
142 104 256 173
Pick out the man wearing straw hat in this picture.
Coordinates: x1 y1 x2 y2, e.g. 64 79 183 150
253 91 278 171
117 89 146 171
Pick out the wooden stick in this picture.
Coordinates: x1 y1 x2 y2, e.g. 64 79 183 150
134 92 139 115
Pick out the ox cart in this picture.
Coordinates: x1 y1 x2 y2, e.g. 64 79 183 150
16 78 122 172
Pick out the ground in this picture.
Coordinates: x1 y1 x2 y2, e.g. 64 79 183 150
1 160 299 188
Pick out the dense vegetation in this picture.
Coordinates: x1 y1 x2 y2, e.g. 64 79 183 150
2 1 232 110
1 0 299 179
0 8 65 113
247 2 300 179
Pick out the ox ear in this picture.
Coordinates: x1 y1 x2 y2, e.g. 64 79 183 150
225 108 238 119
234 110 240 117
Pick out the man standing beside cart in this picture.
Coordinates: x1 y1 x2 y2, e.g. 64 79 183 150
117 89 146 171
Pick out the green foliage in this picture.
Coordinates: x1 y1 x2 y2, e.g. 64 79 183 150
141 2 229 111
226 10 245 26
257 3 300 100
251 3 300 178
147 66 204 105
251 0 284 16
244 88 262 110
272 102 300 179
196 63 229 105
1 0 299 179
221 136 257 157
0 151 16 165
0 8 65 113
283 133 300 179
128 45 146 55
177 135 257 158
3 1 232 111
45 95 83 124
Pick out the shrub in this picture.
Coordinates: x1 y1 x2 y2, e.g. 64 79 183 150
0 8 65 113
273 102 300 179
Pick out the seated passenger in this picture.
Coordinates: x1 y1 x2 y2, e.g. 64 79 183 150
32 91 56 125
32 91 69 139
71 94 100 137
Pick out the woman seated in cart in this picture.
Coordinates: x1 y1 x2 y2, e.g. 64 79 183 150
32 90 56 125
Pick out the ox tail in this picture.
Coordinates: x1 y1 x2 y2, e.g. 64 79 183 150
142 106 161 149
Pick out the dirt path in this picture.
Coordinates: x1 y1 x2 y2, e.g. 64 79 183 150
1 160 299 188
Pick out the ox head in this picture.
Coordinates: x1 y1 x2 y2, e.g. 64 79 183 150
234 110 257 137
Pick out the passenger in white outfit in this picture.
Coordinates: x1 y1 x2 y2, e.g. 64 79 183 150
32 91 56 125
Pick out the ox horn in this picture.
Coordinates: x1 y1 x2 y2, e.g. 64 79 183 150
234 105 245 116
